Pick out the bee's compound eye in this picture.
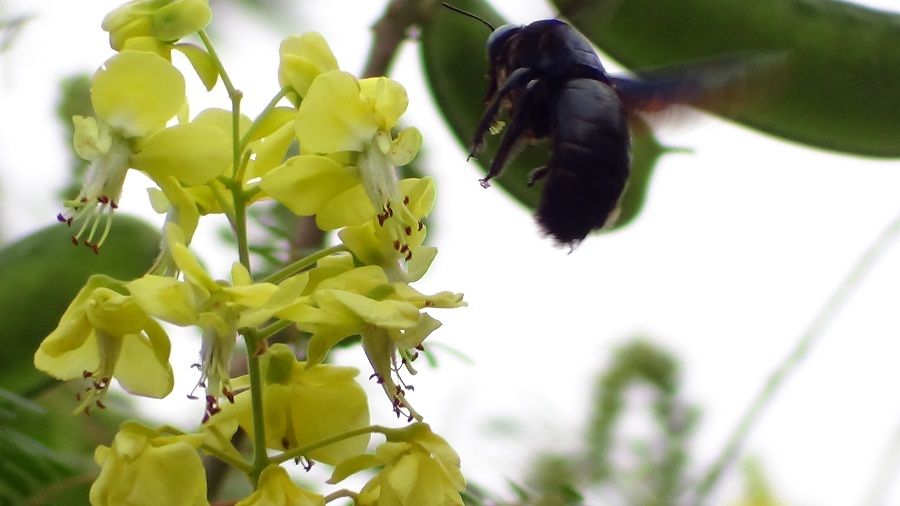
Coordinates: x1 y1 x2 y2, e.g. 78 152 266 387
487 24 521 61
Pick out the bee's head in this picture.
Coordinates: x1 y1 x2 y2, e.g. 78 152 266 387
486 24 521 65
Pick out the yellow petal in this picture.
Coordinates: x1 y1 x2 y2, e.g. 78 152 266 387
92 51 185 137
278 32 339 100
358 77 408 130
259 156 358 217
295 71 377 153
132 122 231 185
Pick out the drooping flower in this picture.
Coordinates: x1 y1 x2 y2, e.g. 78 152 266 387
33 275 174 414
90 421 208 506
236 465 325 506
127 224 278 418
60 51 230 251
205 344 370 465
330 423 465 506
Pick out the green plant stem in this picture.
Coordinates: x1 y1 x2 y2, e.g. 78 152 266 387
270 425 395 465
325 489 358 504
160 425 253 475
256 319 294 341
692 211 900 505
198 30 267 487
241 329 269 485
262 244 348 284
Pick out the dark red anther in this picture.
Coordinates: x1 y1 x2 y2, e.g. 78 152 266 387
80 197 88 203
404 226 412 236
403 196 410 205
98 196 109 204
399 244 409 254
405 250 413 261
110 201 119 209
282 438 290 450
393 240 401 251
84 406 92 416
70 236 79 246
222 387 235 404
75 392 82 401
83 370 94 378
377 213 387 226
96 400 106 409
417 221 423 231
415 344 425 351
89 243 100 255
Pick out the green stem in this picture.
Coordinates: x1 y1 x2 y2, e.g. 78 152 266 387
325 489 358 504
262 244 348 284
270 425 395 465
159 425 253 475
691 211 900 505
238 86 293 152
256 319 294 341
242 330 270 485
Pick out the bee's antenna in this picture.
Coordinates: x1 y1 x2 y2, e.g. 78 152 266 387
440 2 496 32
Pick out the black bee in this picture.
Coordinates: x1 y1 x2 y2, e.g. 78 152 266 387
445 4 772 247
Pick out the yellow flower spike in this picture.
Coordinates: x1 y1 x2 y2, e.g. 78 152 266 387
278 32 339 103
295 70 379 153
34 275 174 412
72 116 113 161
236 465 325 506
103 0 211 52
92 51 185 138
90 421 208 506
352 423 465 506
316 183 377 230
212 344 371 465
132 122 232 186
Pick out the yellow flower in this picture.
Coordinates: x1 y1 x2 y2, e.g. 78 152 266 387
128 224 278 418
236 465 325 506
61 51 230 251
33 275 174 414
206 344 370 466
90 422 208 506
330 423 465 506
102 0 212 52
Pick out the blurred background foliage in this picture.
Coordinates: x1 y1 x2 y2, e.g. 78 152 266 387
2 0 899 503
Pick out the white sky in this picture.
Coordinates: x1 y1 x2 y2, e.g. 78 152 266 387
3 1 900 504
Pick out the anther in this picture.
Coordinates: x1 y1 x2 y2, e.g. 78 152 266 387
404 226 412 236
403 196 410 205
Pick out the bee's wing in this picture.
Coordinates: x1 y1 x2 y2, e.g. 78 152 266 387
610 53 788 127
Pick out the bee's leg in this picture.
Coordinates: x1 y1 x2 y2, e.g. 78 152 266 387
469 67 536 159
526 166 549 187
480 79 542 188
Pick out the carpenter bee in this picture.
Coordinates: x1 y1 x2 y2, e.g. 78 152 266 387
444 3 776 247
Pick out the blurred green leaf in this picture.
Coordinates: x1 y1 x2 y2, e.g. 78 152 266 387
553 0 900 157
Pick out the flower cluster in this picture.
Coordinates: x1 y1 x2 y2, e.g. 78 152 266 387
33 1 466 504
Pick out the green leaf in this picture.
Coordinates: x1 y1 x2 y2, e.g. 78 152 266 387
420 0 671 232
174 42 219 91
0 215 160 394
552 0 900 157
